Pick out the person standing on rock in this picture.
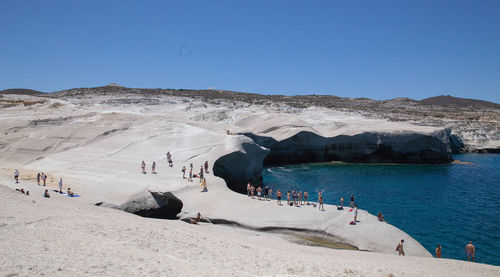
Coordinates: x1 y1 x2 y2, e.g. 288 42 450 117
188 168 193 182
340 197 344 207
304 191 308 204
350 194 355 208
14 169 19 183
287 190 291 205
436 244 442 258
182 166 186 179
353 205 358 222
204 161 209 173
317 189 324 211
247 182 251 197
58 178 63 193
199 166 204 182
276 190 282 205
141 161 146 174
151 161 156 174
166 152 173 167
396 240 405 256
264 185 269 200
256 186 263 200
37 172 41 185
465 241 475 262
250 185 255 199
42 173 47 186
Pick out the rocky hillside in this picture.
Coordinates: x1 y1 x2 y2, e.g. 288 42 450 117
1 85 499 152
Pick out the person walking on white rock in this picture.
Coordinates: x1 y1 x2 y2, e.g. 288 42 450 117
166 152 173 167
141 161 146 174
58 178 63 193
396 239 405 256
152 161 156 174
182 166 186 179
14 169 19 183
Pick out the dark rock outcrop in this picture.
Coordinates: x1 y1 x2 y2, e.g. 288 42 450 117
244 129 453 166
213 142 269 193
97 189 183 219
449 134 465 154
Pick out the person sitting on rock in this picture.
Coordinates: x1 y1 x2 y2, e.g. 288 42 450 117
67 188 74 197
189 212 202 224
44 189 50 198
378 213 385 222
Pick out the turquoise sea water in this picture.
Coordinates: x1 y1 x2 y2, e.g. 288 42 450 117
262 154 500 265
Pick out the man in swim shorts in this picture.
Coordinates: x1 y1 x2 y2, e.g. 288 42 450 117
396 239 405 256
276 189 282 205
465 241 475 262
436 244 442 258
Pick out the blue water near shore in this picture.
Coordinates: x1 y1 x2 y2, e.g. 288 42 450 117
263 154 500 265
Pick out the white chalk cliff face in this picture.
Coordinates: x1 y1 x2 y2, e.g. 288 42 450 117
0 89 466 257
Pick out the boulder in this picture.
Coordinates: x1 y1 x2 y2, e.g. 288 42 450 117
97 189 183 219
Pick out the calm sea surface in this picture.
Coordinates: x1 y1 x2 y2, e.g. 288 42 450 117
262 154 500 265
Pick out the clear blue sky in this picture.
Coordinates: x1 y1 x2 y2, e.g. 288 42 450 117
1 0 499 102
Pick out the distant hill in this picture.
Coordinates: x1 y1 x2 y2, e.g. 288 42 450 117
0 88 44 96
419 95 500 109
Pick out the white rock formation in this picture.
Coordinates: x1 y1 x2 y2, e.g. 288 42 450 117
0 91 458 259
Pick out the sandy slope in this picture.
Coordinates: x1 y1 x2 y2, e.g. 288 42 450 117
1 184 499 277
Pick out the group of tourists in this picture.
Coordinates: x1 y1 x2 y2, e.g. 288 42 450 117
182 161 209 184
246 183 273 200
140 160 157 174
13 169 76 198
